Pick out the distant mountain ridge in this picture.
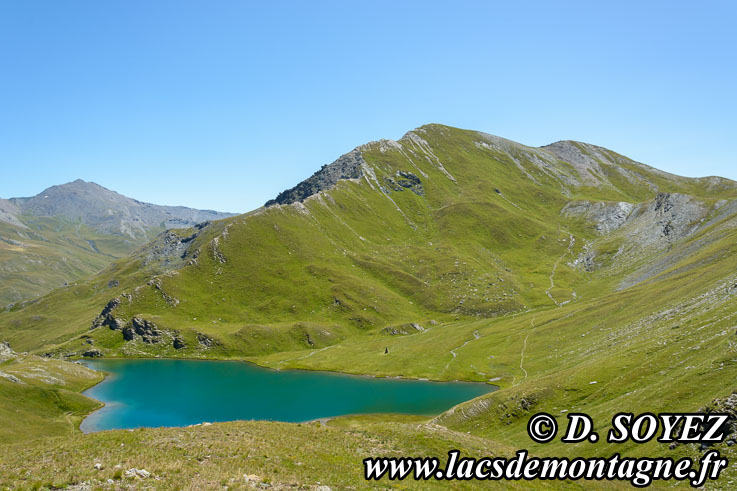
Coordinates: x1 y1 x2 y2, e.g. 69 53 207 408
4 179 235 238
0 179 234 306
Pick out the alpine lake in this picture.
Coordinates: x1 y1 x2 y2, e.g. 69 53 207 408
80 359 496 432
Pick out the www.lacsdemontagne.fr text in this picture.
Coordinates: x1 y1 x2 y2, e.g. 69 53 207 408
364 449 726 487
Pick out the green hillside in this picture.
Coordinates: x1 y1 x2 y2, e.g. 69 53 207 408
2 124 737 487
0 216 155 308
0 180 234 307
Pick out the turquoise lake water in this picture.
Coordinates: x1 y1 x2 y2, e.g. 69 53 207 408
80 359 496 432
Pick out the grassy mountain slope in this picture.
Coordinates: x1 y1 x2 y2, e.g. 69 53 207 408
0 344 102 444
2 124 737 487
4 125 735 357
0 217 139 307
0 180 234 306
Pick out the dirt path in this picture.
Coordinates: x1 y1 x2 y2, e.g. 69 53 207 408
276 345 336 367
545 234 575 306
445 330 481 370
516 232 576 385
513 319 534 387
64 411 75 435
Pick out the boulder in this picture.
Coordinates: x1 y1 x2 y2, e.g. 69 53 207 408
124 468 150 479
197 333 216 347
381 323 425 336
130 316 160 343
82 349 103 358
122 326 135 341
90 297 124 330
382 171 424 196
0 371 23 383
0 341 16 361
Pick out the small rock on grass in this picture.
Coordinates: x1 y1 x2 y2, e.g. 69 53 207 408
124 468 151 479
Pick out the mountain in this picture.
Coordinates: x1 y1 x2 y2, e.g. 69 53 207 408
4 179 233 237
3 124 737 484
4 124 736 351
0 180 235 306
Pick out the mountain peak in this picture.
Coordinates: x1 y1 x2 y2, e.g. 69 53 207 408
264 123 737 210
3 181 235 237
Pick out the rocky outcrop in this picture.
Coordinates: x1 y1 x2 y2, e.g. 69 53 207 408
82 349 103 358
381 323 425 336
569 241 598 272
0 341 16 361
542 141 610 186
542 140 674 189
382 171 424 196
90 297 125 330
564 193 706 248
626 193 706 247
562 200 636 234
265 149 365 206
0 371 23 383
116 316 186 350
124 468 151 479
147 277 180 306
669 391 737 451
0 198 26 228
197 333 217 348
123 317 161 344
141 226 203 269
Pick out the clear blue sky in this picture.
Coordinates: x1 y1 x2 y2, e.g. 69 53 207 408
1 1 735 212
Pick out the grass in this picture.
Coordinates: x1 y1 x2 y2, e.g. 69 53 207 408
0 215 163 307
0 416 537 490
0 352 103 443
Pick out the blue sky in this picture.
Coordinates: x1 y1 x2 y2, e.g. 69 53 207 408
1 1 735 212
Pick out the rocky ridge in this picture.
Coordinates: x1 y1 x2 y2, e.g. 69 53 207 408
2 179 235 238
265 150 365 206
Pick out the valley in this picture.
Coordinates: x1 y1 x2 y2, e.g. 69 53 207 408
0 180 234 307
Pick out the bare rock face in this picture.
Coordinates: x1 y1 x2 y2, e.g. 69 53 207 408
563 193 705 247
562 200 637 234
542 141 610 185
0 371 23 384
382 171 424 196
90 298 125 330
197 333 217 348
626 193 707 247
123 317 161 344
140 225 205 269
0 341 16 361
0 198 26 228
265 149 365 206
381 323 425 335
